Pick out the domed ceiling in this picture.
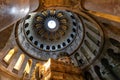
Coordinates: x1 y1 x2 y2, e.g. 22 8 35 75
0 1 120 80
15 9 104 63
16 9 84 60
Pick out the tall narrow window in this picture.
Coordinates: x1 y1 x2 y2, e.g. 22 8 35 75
74 53 84 66
3 47 18 63
24 59 32 74
14 54 25 70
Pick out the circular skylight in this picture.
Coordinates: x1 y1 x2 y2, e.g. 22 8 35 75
47 20 56 29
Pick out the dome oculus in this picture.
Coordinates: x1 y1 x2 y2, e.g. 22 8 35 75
47 20 57 29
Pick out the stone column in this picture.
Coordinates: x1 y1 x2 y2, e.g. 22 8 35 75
0 42 12 61
7 51 21 72
29 59 36 78
18 55 29 77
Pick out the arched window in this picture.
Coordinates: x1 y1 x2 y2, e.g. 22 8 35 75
14 54 25 70
94 65 105 80
109 38 120 48
84 71 94 80
101 58 120 80
3 47 18 63
86 32 100 46
85 23 100 36
81 47 90 60
74 53 84 66
84 40 94 52
107 48 120 61
24 59 32 74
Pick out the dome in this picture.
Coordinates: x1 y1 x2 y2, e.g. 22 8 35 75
0 0 120 80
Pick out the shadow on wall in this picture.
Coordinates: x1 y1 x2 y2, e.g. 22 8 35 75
94 65 106 80
107 48 120 62
0 26 13 51
101 58 120 80
84 71 94 80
